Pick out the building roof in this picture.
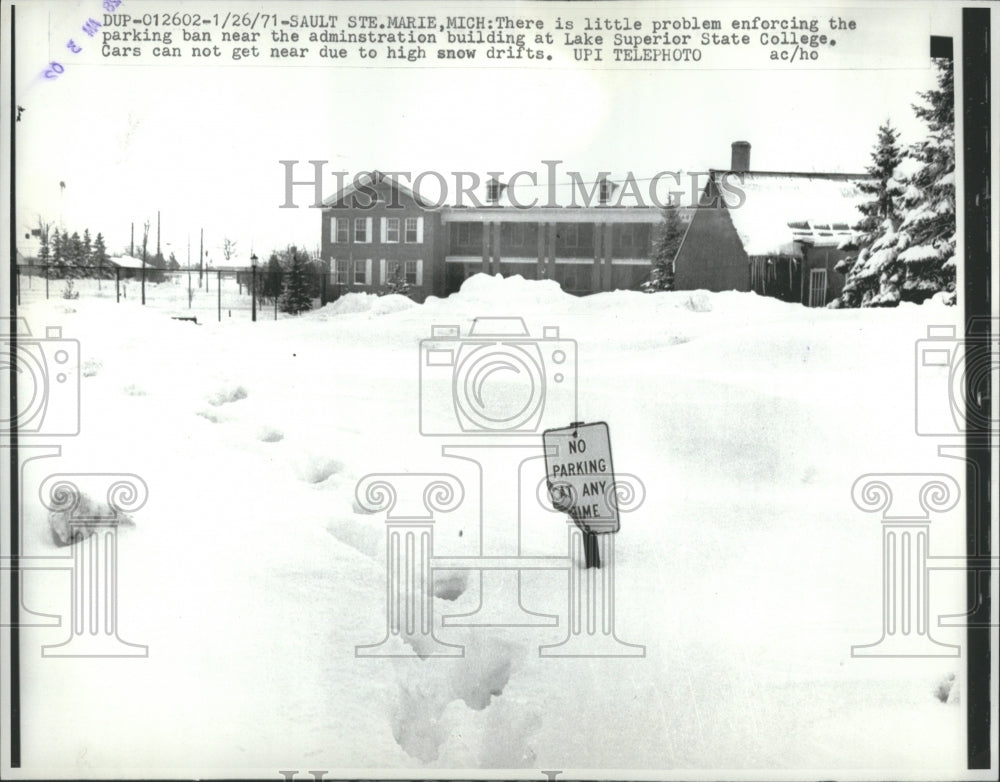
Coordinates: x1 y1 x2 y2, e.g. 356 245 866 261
441 205 690 224
322 170 437 210
710 170 871 257
109 255 151 269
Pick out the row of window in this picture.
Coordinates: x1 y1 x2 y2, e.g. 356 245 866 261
331 217 424 244
330 258 424 287
451 222 645 248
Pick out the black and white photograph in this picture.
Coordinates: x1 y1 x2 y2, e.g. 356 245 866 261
1 0 996 779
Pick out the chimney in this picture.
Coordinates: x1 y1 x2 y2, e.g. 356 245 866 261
731 140 751 172
598 176 617 205
486 176 505 204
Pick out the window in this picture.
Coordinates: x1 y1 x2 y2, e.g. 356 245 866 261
454 222 483 247
381 260 420 286
334 260 350 285
385 217 400 243
354 259 369 285
559 224 579 247
354 217 372 243
504 223 525 246
618 224 639 246
405 217 422 243
333 217 350 243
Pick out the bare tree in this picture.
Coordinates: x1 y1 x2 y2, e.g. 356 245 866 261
222 237 238 262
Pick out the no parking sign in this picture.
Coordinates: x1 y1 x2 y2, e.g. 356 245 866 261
543 421 619 534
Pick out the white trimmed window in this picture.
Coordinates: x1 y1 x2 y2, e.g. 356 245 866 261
334 259 350 285
404 217 423 244
404 260 423 286
354 217 373 243
354 259 371 285
384 217 400 243
333 217 350 244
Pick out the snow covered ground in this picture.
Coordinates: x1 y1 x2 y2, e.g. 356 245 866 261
11 274 969 777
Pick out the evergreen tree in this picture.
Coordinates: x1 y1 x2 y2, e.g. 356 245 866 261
262 253 284 303
81 228 93 272
278 246 313 314
167 252 180 271
896 58 956 304
67 231 84 277
37 225 51 268
836 60 955 307
642 205 684 292
92 232 110 277
380 261 411 297
145 251 167 283
50 228 66 277
833 121 904 307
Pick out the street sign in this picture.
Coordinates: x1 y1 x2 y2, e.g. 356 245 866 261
543 421 619 534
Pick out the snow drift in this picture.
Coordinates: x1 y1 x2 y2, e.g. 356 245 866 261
14 273 966 776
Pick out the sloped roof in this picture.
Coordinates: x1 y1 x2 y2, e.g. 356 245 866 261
109 255 150 269
322 170 436 209
712 171 871 257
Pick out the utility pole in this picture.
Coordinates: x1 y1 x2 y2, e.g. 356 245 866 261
156 210 161 259
187 234 192 308
141 219 147 306
199 228 204 288
130 222 134 257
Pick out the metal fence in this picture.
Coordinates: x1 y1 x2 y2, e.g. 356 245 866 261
15 265 351 323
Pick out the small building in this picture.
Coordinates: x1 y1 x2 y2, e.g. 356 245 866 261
108 255 150 270
106 255 160 279
673 142 870 306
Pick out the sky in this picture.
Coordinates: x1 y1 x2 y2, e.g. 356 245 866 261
12 0 960 263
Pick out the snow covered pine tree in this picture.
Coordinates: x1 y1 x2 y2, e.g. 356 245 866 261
832 121 904 307
896 57 956 304
642 205 684 292
835 58 955 307
380 261 412 297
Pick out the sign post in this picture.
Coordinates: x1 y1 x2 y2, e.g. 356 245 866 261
540 421 645 657
543 421 619 568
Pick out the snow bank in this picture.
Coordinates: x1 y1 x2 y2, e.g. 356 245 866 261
323 291 417 317
14 275 967 775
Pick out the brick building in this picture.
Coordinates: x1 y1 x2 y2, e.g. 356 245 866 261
673 142 872 307
321 148 871 307
320 172 691 301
